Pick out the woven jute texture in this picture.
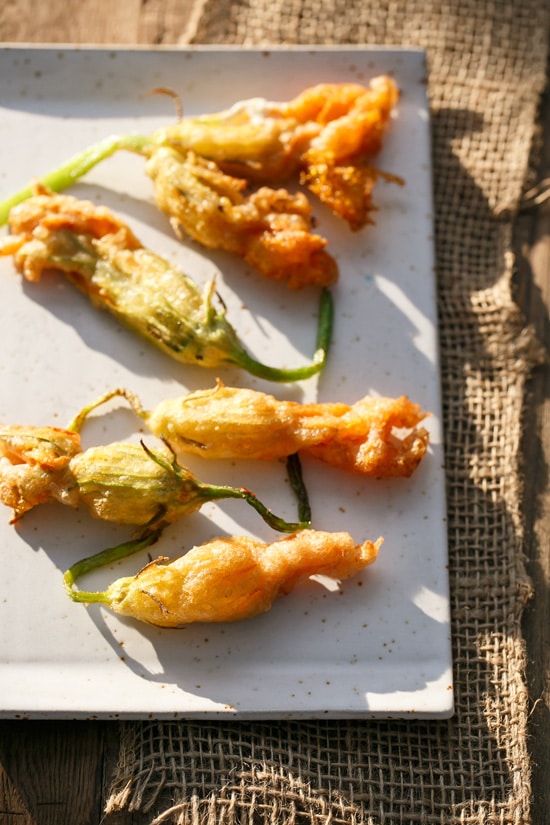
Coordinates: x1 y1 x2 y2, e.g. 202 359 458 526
106 1 550 823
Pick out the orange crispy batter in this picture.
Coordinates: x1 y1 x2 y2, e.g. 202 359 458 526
0 425 81 519
142 382 430 477
159 78 402 232
283 78 404 229
99 529 382 627
305 395 430 477
3 185 140 284
146 147 338 289
302 163 404 231
5 187 137 247
283 79 399 158
0 425 81 470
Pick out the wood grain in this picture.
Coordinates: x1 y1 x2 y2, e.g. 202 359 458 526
0 722 106 825
514 77 550 825
0 0 198 44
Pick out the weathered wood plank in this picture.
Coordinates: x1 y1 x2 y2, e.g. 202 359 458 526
514 75 550 825
0 721 106 825
0 0 198 44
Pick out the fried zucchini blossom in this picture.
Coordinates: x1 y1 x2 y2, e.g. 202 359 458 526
0 77 402 240
71 381 431 479
64 529 382 627
0 424 309 534
145 146 338 289
0 186 333 382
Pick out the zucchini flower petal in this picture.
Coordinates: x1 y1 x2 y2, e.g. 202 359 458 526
282 77 405 229
2 186 333 382
64 529 382 627
0 425 81 520
0 426 309 534
0 77 401 232
145 147 338 289
71 382 430 478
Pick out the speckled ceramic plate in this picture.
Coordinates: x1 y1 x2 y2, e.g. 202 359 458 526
0 46 453 719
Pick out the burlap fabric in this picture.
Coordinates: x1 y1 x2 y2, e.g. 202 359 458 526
106 2 550 823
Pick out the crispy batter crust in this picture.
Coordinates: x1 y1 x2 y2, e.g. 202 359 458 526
146 147 338 288
146 382 430 477
103 529 382 626
0 425 81 519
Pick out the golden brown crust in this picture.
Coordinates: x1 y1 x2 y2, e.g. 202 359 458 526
0 425 81 520
147 148 338 289
145 382 430 477
103 529 382 627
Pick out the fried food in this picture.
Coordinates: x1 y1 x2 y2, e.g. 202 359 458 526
66 529 382 627
73 381 430 478
284 78 405 229
304 394 430 477
158 77 403 230
0 77 402 236
146 147 338 289
145 382 350 460
149 384 429 477
1 185 333 381
0 425 81 518
147 78 402 242
0 425 307 533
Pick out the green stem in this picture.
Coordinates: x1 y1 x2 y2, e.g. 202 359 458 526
206 483 310 532
232 287 334 382
64 528 163 603
286 453 312 524
140 441 311 533
67 387 145 432
0 133 153 226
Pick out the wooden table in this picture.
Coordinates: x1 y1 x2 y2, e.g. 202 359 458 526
0 5 548 824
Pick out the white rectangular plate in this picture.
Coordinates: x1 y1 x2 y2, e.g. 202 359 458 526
0 46 453 719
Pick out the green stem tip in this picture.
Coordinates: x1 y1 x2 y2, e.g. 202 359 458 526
286 453 312 524
64 528 163 603
234 286 334 382
0 133 153 226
